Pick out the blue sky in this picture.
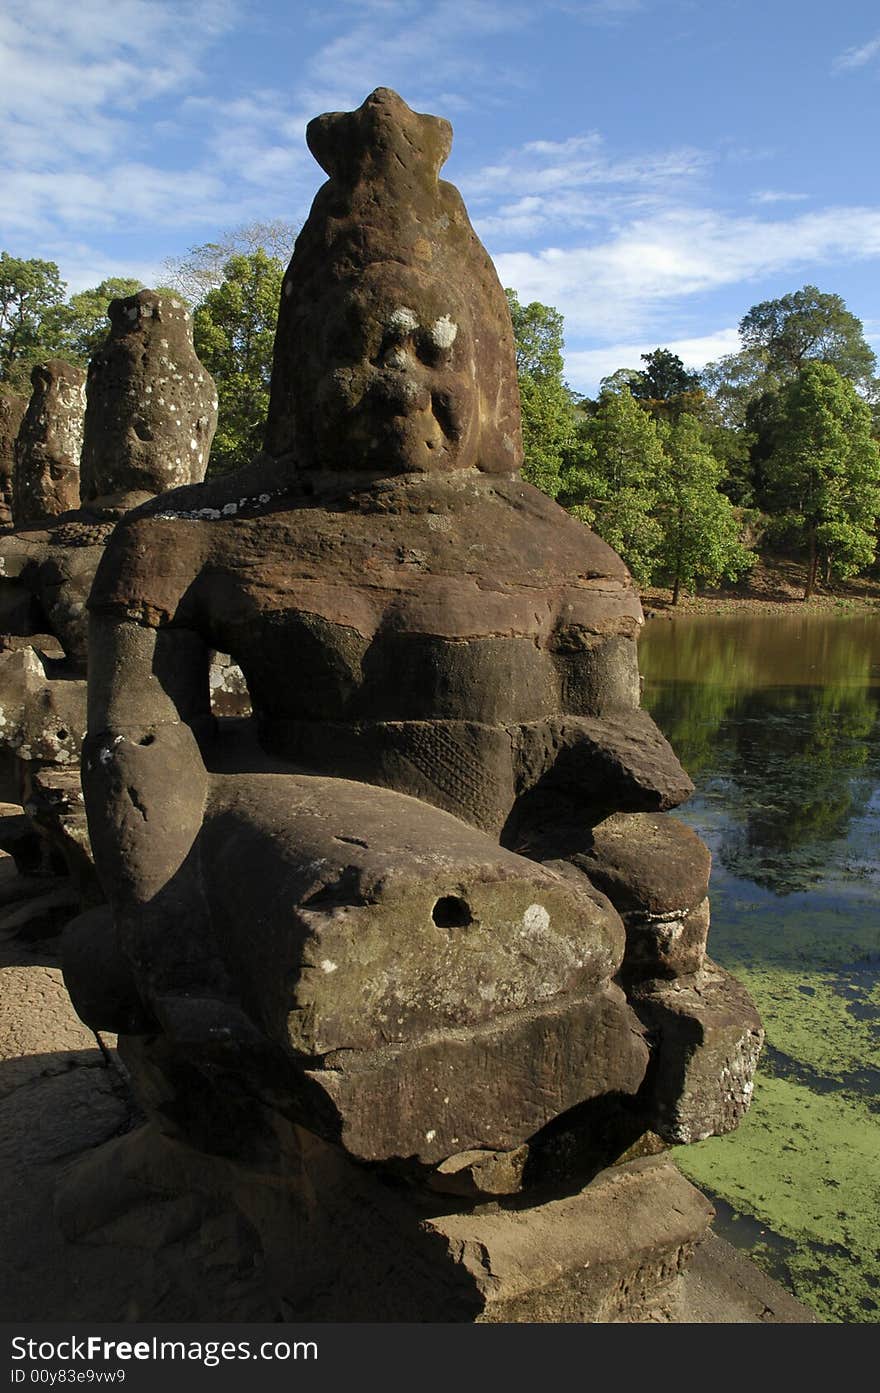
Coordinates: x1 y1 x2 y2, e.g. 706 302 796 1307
1 0 879 395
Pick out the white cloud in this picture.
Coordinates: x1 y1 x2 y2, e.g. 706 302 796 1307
564 328 741 395
0 0 543 262
0 1 236 165
492 206 880 340
832 34 880 72
550 0 645 20
288 0 533 127
36 240 169 296
0 165 229 238
465 132 708 239
750 190 809 205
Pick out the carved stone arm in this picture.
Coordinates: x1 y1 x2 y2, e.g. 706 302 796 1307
82 615 211 913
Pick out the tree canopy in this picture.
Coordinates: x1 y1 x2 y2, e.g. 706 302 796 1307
505 288 579 497
761 362 880 597
193 249 285 476
0 253 65 388
653 413 753 603
739 284 877 389
561 387 665 584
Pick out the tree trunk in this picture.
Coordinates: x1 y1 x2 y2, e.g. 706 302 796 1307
804 531 818 600
672 573 681 606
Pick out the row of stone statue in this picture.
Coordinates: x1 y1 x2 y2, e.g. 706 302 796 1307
0 295 246 900
2 87 763 1320
0 295 216 533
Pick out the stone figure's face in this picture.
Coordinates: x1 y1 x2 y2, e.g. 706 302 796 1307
25 456 80 519
295 271 480 474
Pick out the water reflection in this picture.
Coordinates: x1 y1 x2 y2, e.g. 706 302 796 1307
640 612 880 1322
640 614 880 895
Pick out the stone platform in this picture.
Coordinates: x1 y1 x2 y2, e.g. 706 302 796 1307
0 835 813 1326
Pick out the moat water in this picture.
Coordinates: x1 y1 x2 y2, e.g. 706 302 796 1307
639 610 880 1323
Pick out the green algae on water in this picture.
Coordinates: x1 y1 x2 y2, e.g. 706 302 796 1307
675 1075 880 1323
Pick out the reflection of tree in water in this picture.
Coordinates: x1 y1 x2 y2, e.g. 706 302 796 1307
647 675 879 896
644 679 739 781
641 616 880 896
720 685 878 895
640 629 755 780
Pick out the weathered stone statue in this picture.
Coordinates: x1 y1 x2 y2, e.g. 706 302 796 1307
80 290 217 507
61 89 761 1322
0 294 219 896
0 389 27 529
12 361 86 528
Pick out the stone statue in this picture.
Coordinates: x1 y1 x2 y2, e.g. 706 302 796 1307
11 361 86 529
61 90 761 1321
0 389 28 529
0 294 219 897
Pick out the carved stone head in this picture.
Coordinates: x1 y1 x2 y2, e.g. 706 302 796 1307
12 361 85 525
79 290 218 507
265 87 522 476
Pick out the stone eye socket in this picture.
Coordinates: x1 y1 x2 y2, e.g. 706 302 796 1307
415 329 449 367
432 895 473 928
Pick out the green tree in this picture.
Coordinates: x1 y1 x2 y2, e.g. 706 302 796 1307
598 366 648 399
654 413 753 604
739 284 876 390
565 387 665 583
632 348 703 421
0 253 65 387
505 288 579 497
700 347 777 431
762 362 880 599
599 348 703 423
193 249 284 476
506 290 565 380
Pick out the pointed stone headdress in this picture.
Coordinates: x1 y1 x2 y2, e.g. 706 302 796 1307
265 88 523 475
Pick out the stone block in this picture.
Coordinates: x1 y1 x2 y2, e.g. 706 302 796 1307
630 961 764 1143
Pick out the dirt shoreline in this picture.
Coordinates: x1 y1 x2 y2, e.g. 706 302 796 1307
639 555 880 618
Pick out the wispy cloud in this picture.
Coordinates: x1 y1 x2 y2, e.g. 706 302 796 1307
0 0 541 260
290 0 533 124
0 165 230 239
0 0 236 163
493 206 880 341
832 34 880 72
465 132 709 241
750 190 809 205
550 0 645 22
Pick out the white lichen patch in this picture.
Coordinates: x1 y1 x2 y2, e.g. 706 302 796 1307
522 903 550 935
156 490 279 523
431 315 457 349
388 306 418 335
